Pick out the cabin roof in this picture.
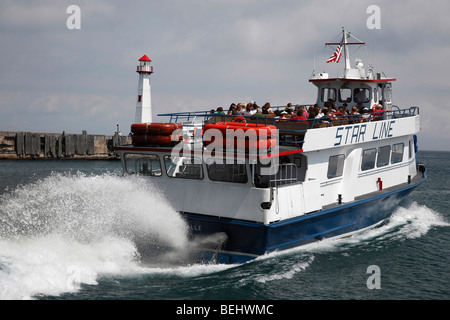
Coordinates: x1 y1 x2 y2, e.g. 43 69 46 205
309 77 396 84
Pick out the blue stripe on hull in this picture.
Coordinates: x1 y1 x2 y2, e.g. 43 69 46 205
182 173 426 264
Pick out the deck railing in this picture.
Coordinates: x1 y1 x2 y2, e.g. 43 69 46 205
158 106 420 148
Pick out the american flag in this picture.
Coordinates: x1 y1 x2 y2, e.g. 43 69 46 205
327 36 344 63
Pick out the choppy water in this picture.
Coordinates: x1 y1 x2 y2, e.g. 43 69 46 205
0 151 449 301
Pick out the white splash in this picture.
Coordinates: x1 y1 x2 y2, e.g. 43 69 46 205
0 172 194 299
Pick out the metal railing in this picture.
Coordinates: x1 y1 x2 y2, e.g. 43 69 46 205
158 106 420 148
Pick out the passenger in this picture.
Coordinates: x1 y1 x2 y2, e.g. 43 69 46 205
342 103 350 115
308 110 317 119
315 107 324 118
243 103 256 115
285 103 293 112
372 104 384 120
335 106 346 117
227 103 236 115
235 105 243 115
296 105 308 118
348 106 360 124
253 107 265 118
319 108 334 126
274 110 288 121
330 104 337 115
290 109 308 122
215 107 225 115
285 108 294 118
357 102 365 113
360 107 370 121
262 102 274 114
314 105 321 117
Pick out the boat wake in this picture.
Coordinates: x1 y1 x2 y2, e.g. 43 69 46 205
0 172 229 299
0 171 447 299
242 201 449 284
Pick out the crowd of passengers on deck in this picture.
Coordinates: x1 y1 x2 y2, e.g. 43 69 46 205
210 100 388 126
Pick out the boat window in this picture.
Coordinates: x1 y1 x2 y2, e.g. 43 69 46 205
206 159 247 183
391 143 404 164
124 153 162 176
409 139 413 159
377 145 391 167
354 88 370 103
338 89 352 103
361 148 377 171
321 88 336 102
327 154 345 179
164 155 203 180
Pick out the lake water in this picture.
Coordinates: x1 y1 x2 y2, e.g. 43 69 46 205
0 151 448 303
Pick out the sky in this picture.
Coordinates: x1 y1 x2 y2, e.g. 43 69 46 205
0 0 449 151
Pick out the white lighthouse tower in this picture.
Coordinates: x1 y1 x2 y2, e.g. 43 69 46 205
135 54 153 123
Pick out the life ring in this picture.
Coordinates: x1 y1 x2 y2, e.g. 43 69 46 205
232 116 246 123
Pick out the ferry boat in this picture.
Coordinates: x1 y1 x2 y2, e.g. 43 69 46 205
115 29 426 264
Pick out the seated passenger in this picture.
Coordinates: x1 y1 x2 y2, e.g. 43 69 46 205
335 106 346 117
360 107 370 121
371 104 384 120
290 109 308 122
262 102 274 114
227 103 236 115
285 108 294 118
215 107 225 115
319 108 334 126
242 103 256 115
274 111 288 121
235 104 244 115
348 106 360 124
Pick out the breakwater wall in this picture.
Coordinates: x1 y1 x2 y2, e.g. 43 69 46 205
0 131 131 160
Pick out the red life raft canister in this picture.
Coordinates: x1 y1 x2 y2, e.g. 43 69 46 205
202 123 277 149
131 122 183 146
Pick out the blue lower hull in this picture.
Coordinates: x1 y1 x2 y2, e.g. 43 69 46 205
182 168 426 264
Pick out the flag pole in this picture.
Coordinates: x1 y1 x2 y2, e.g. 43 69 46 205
343 27 351 72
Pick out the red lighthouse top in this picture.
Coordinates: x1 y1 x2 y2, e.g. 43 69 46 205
139 54 152 62
137 54 153 74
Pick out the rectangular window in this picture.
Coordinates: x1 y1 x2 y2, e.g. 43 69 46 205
377 145 391 167
338 88 352 103
361 148 377 171
124 153 161 176
391 143 404 164
327 154 345 178
354 88 370 103
137 95 142 102
206 159 247 183
321 88 336 102
164 155 203 179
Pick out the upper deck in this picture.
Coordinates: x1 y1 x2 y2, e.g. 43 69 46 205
156 105 420 153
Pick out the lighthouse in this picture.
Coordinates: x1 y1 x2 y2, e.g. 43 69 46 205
135 54 153 123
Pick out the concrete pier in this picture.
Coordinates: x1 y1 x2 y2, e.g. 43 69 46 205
0 130 130 160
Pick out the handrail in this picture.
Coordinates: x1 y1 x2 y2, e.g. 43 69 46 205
158 106 419 148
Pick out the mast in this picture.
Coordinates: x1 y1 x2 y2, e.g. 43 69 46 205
343 27 351 73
